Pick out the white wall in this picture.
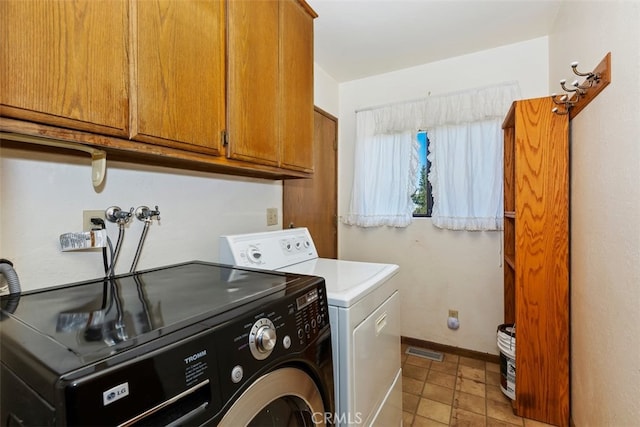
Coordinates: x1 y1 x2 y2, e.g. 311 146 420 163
314 63 340 115
0 147 283 291
548 1 640 425
337 37 549 354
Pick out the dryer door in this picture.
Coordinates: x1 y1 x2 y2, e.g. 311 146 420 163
218 367 327 426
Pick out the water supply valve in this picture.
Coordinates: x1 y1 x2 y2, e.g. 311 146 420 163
134 205 161 222
105 206 134 224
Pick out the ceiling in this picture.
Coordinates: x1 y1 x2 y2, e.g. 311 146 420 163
307 0 563 83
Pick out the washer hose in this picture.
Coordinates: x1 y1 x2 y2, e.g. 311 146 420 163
0 259 21 295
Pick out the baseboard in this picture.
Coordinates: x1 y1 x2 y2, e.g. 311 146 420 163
401 336 500 364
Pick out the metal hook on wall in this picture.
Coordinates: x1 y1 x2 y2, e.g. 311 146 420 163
550 53 611 118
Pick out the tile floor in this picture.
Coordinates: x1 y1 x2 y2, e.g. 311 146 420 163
401 343 555 427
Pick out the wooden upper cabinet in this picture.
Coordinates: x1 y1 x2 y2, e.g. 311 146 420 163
132 0 225 154
227 0 280 166
0 0 129 137
227 0 316 172
280 0 315 172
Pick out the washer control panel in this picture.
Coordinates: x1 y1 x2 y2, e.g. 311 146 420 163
215 280 330 404
219 228 318 270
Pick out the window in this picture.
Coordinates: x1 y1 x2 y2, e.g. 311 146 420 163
412 131 433 217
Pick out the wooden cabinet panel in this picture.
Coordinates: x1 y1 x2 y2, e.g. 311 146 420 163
502 97 569 426
227 0 316 171
133 0 225 154
0 0 316 180
279 0 314 172
227 0 280 166
0 0 128 136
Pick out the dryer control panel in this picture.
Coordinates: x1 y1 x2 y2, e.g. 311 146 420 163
219 228 318 270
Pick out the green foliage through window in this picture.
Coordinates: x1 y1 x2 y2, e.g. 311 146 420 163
412 131 433 217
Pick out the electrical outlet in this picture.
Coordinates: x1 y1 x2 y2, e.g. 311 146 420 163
448 309 459 319
83 210 105 231
266 208 278 226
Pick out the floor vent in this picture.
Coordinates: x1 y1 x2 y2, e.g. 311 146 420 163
405 346 444 362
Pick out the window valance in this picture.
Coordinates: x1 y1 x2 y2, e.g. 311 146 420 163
364 81 520 133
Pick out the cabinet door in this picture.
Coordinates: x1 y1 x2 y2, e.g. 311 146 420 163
227 0 279 166
279 0 315 172
133 0 225 154
0 0 128 137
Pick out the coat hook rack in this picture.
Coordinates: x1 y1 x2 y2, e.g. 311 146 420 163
551 52 611 119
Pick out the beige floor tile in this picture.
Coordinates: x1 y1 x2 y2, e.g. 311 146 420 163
416 398 452 425
427 370 457 389
487 418 523 427
412 414 449 427
430 360 459 375
486 361 500 373
404 364 429 381
406 354 433 369
451 407 488 426
403 410 415 426
422 382 454 405
443 353 460 364
455 376 486 398
485 370 501 386
400 347 548 427
403 376 426 395
453 390 486 416
403 391 420 413
459 356 486 369
486 399 524 426
486 384 510 403
457 365 485 382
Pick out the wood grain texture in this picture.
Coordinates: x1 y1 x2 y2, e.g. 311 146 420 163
0 117 311 180
132 0 225 153
511 97 569 426
569 52 611 120
0 0 129 136
283 107 337 258
279 0 314 172
503 105 516 324
226 0 280 166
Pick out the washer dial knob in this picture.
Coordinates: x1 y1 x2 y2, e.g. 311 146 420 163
249 318 277 360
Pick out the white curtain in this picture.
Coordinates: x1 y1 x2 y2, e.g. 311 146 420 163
344 81 519 230
428 120 504 230
342 110 418 227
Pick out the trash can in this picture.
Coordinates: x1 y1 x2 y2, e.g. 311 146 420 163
496 323 516 400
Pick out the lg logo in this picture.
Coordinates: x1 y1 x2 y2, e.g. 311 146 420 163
102 382 130 406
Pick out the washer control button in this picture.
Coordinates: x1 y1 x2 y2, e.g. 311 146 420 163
231 365 243 384
283 335 291 349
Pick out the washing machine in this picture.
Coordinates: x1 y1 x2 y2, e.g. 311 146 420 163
220 228 402 426
0 261 334 426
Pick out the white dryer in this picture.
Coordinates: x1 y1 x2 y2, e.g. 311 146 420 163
220 228 402 427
